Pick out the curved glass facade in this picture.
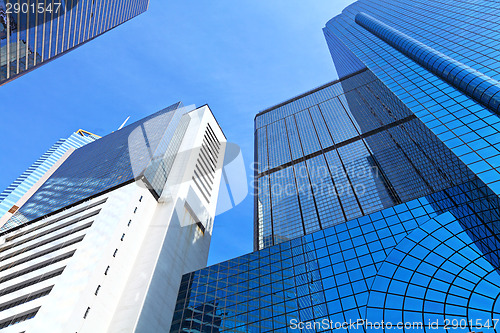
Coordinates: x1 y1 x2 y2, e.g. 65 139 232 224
171 178 500 332
324 0 500 198
171 1 500 331
171 68 500 332
354 12 500 115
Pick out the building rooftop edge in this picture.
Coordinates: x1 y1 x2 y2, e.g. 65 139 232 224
254 67 368 120
324 0 360 27
198 104 227 141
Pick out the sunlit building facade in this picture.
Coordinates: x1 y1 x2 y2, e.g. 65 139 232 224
171 69 500 333
0 0 149 85
169 1 500 331
323 0 500 197
0 103 227 332
253 69 481 251
0 130 97 225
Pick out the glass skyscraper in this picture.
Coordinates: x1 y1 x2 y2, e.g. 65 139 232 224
0 129 98 224
323 0 500 198
254 69 480 251
170 1 500 332
0 102 184 233
0 0 149 85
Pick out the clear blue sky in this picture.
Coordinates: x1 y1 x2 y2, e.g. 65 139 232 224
0 0 354 265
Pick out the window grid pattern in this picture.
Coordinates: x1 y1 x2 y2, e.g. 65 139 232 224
267 120 292 170
292 162 318 235
284 117 303 161
367 212 500 332
255 70 475 249
171 178 500 332
305 155 344 230
294 110 321 156
269 167 303 244
337 141 385 216
3 102 183 232
324 0 500 197
257 175 273 249
355 12 500 115
0 0 149 84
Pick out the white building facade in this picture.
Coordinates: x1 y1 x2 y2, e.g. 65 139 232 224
0 104 226 332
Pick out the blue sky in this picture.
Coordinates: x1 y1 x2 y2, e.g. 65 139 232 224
0 0 354 265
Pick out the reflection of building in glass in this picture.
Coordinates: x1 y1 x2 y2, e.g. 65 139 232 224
323 0 500 197
0 0 149 85
0 103 227 332
173 178 500 332
0 129 98 225
2 103 183 232
254 69 476 250
170 1 500 330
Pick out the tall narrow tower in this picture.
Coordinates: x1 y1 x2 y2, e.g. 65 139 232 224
0 129 98 225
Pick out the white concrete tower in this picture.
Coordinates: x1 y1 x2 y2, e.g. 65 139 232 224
0 104 226 332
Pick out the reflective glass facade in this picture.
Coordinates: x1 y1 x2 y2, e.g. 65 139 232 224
1 101 186 233
254 69 476 250
0 0 149 85
324 0 500 199
171 3 500 326
171 70 500 333
171 178 500 333
0 130 96 219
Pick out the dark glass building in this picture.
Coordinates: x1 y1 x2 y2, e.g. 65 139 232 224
171 69 500 333
0 0 149 85
170 1 500 331
254 68 481 251
1 101 187 233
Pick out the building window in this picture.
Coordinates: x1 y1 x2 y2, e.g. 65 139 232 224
8 205 19 214
133 207 137 213
127 220 132 227
196 222 206 235
139 196 143 202
120 234 125 241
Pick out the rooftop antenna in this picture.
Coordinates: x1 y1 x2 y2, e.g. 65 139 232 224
118 116 130 130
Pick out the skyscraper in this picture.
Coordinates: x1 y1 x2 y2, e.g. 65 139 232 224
0 129 98 225
171 68 500 333
0 0 149 85
253 68 479 251
169 1 500 330
0 103 227 332
323 0 500 197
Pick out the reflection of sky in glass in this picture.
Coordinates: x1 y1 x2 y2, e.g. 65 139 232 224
324 0 500 197
171 179 500 332
255 70 478 249
2 102 183 233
